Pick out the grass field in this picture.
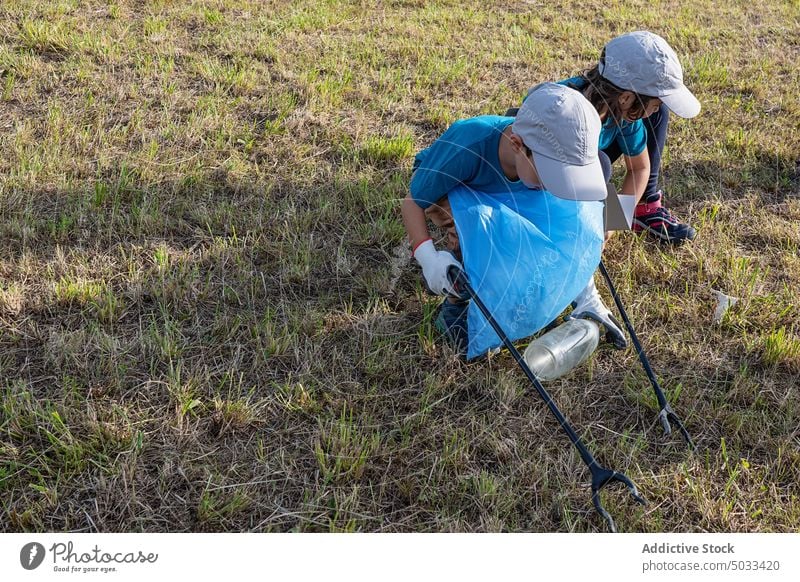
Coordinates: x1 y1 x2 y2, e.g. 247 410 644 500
1 0 798 532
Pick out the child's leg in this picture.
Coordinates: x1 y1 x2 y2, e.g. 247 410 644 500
423 196 462 261
634 104 696 243
424 196 469 354
601 142 623 165
641 103 669 197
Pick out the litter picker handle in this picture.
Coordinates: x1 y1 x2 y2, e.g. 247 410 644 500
447 265 468 296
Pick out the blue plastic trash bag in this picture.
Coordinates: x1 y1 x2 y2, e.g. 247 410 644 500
448 185 604 360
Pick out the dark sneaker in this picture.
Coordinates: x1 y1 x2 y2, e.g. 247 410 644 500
633 191 696 243
434 299 469 355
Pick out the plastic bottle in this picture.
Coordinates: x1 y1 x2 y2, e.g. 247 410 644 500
522 318 600 381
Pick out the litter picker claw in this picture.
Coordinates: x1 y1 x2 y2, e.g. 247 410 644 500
598 260 695 450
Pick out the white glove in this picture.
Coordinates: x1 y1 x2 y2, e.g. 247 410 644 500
413 239 462 296
567 277 627 349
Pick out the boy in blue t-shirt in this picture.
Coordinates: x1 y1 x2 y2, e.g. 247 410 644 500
401 82 626 354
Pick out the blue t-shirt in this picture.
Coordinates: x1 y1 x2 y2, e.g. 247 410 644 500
410 116 528 209
551 76 647 157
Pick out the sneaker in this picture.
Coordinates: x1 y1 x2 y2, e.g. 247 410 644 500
568 278 627 349
633 191 696 243
434 299 469 355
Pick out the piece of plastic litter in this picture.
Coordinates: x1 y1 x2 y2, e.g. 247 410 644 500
712 288 739 324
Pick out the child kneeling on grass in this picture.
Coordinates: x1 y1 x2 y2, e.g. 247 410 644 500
401 82 625 356
511 31 702 243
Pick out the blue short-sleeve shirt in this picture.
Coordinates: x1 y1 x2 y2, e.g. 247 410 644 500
409 116 528 209
552 76 648 157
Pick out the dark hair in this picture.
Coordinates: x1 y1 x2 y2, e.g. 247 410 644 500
567 50 656 126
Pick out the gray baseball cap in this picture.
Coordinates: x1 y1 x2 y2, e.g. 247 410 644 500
513 82 606 202
599 31 701 119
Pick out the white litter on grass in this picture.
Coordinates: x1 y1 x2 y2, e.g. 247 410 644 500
712 288 739 324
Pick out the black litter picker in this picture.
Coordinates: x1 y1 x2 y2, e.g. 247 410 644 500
598 261 695 450
448 266 645 533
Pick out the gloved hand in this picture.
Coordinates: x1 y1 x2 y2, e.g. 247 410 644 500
413 239 462 296
567 277 628 349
